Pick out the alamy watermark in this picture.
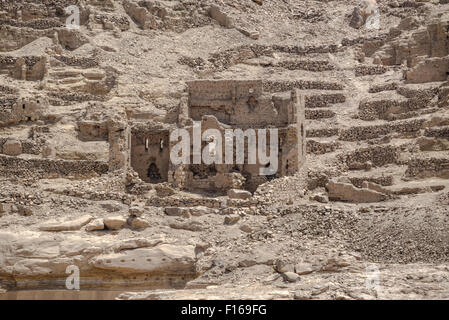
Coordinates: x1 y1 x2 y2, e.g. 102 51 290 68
65 265 80 290
65 5 80 29
170 123 279 176
363 1 380 30
365 264 380 290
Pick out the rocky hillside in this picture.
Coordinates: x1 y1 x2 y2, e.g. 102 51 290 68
1 0 449 300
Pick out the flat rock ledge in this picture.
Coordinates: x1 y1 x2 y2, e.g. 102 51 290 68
0 231 197 290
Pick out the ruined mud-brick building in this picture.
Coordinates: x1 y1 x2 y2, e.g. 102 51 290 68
130 80 306 193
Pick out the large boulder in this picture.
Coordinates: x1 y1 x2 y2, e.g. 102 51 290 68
90 244 196 274
128 217 149 230
0 232 196 289
227 189 252 200
326 180 387 203
165 207 189 216
39 215 93 231
103 216 127 230
85 218 105 231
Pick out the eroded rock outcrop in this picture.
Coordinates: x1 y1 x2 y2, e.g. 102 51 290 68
0 232 197 290
91 245 195 274
326 180 388 203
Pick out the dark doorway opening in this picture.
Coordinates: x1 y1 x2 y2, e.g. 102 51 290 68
147 163 162 183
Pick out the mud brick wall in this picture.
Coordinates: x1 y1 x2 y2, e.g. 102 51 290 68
358 96 432 121
344 145 400 167
349 176 394 188
406 158 449 178
306 109 336 119
305 93 346 108
424 126 449 139
47 188 133 203
263 80 344 92
146 196 223 209
369 83 398 93
355 65 387 76
226 198 259 208
0 138 41 155
0 155 108 178
339 119 425 141
307 140 340 155
306 128 339 138
54 55 99 68
277 60 334 71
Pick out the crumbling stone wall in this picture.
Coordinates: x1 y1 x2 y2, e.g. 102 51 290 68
339 119 425 141
0 154 108 178
406 157 449 179
0 55 47 81
0 94 47 127
187 80 298 128
165 79 306 193
131 124 171 183
108 118 131 172
344 145 400 169
373 18 449 83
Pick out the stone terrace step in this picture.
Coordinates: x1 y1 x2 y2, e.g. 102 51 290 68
263 79 344 92
406 154 449 179
306 127 339 138
346 165 407 187
306 93 346 108
342 144 402 169
385 179 448 195
49 69 83 78
424 126 449 139
358 93 437 121
306 139 340 155
305 109 336 120
339 119 425 141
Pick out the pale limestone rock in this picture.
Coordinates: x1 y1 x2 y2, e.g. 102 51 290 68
294 262 316 275
104 216 126 230
170 221 203 232
59 237 101 256
282 271 300 282
361 181 391 195
129 205 145 217
275 260 295 273
85 218 105 231
320 255 356 272
110 236 166 252
39 215 93 231
129 217 149 229
326 180 387 203
294 290 312 300
90 244 196 274
228 189 252 200
190 206 210 216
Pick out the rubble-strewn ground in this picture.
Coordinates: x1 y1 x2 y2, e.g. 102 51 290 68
1 0 449 300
